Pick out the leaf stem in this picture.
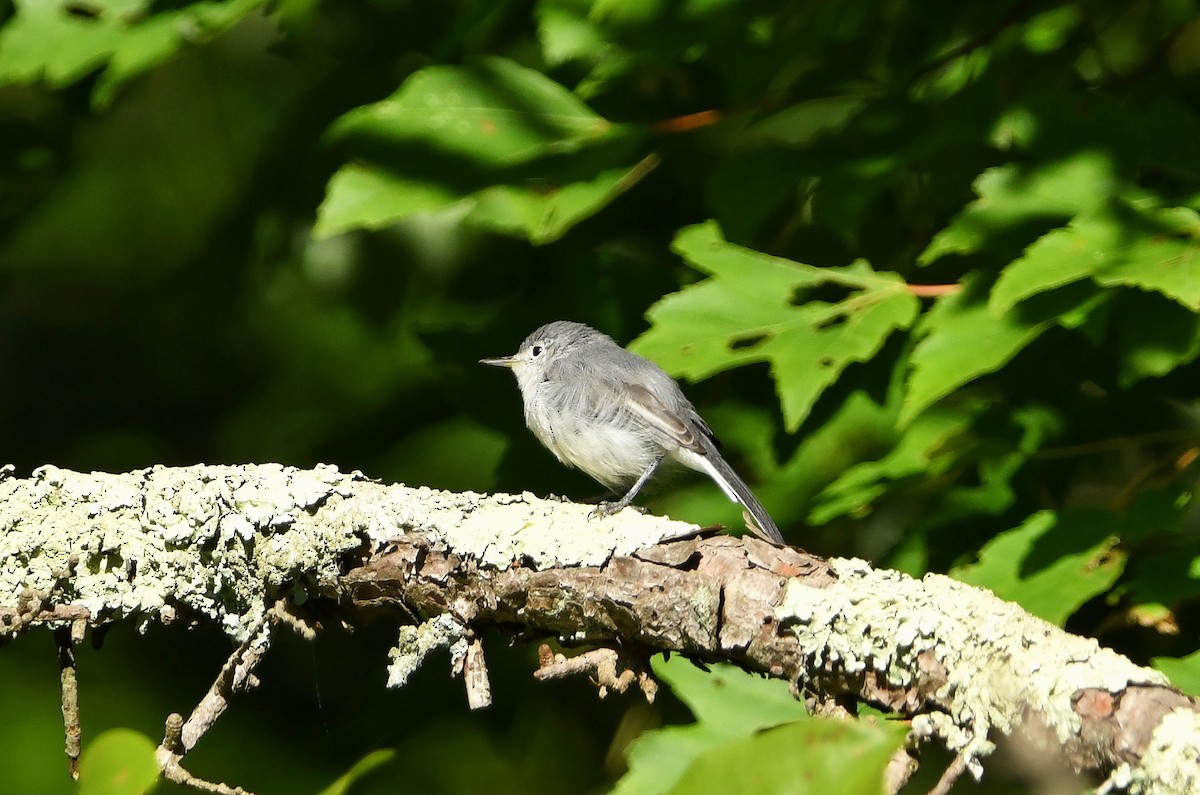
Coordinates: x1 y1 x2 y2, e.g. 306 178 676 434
906 283 963 297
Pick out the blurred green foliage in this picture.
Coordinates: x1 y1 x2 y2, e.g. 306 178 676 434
3 0 1200 792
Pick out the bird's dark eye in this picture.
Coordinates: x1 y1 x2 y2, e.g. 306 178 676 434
531 345 544 356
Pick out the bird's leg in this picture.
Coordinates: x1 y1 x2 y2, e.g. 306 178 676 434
590 455 664 519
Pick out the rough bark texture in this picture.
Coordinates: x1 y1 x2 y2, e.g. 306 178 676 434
1 464 1197 794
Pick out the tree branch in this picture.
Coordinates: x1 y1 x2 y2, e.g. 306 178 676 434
1 464 1197 793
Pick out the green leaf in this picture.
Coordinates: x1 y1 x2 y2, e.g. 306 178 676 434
612 656 808 795
93 0 268 109
1152 649 1200 695
330 57 614 168
919 153 1117 265
0 0 147 87
317 749 397 795
319 58 653 243
315 154 658 243
811 402 981 525
655 655 808 730
900 276 1109 424
1115 293 1200 385
633 222 920 431
536 0 614 66
77 728 160 795
743 96 868 147
953 509 1126 626
465 154 660 244
900 278 1050 424
1022 6 1083 53
315 164 461 237
668 719 905 795
0 0 266 108
912 46 991 102
993 201 1200 313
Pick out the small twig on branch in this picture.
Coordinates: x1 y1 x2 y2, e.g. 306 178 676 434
54 625 82 780
535 645 658 703
884 748 919 795
928 752 970 795
155 603 291 795
463 636 492 710
160 760 250 795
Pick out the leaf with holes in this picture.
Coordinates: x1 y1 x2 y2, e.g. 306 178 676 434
0 0 265 108
631 222 919 432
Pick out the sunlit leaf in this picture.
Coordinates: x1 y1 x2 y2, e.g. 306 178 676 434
319 58 653 243
811 402 981 524
1022 6 1083 53
466 154 660 244
992 201 1200 313
669 719 905 795
329 57 615 168
919 153 1117 265
634 222 919 431
1152 649 1200 695
315 164 461 237
900 277 1052 424
317 749 396 795
612 656 808 795
0 0 266 108
316 155 657 243
655 655 807 730
537 0 614 66
953 509 1126 626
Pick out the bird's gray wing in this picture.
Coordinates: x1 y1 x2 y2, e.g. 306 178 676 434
623 381 705 453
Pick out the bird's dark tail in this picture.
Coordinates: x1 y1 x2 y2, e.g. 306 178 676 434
695 438 785 544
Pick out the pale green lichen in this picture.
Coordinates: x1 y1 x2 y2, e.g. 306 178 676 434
365 488 692 569
2 464 690 644
1121 708 1200 795
776 557 1171 778
386 614 469 688
1 464 366 639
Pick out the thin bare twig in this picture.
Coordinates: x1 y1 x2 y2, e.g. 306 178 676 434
535 645 657 702
154 604 287 795
885 748 919 795
928 752 970 795
55 625 82 780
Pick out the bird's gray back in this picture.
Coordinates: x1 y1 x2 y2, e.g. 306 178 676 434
522 338 704 487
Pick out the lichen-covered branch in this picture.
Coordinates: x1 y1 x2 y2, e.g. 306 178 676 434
1 464 1197 794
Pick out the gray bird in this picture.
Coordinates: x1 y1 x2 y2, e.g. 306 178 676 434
481 321 784 544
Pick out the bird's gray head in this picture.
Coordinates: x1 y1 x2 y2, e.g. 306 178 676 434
480 321 612 388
